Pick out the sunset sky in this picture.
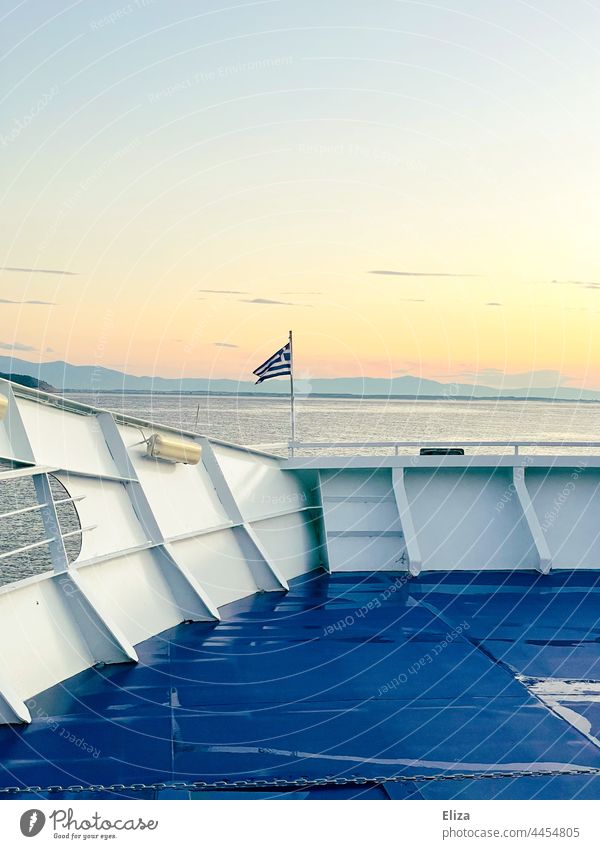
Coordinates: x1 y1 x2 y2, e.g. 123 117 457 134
1 1 600 389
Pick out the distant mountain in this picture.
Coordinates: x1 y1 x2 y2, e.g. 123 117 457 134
0 355 598 401
0 371 56 393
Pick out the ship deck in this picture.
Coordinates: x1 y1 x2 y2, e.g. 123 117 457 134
2 569 600 800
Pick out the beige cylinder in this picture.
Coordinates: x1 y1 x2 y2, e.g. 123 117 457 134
0 394 8 421
146 432 201 465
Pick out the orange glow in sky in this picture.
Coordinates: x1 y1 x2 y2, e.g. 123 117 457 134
2 2 599 389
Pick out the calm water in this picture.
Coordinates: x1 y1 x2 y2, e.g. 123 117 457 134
69 393 600 453
2 394 600 586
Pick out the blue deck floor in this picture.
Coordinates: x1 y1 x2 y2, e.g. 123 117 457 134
1 570 600 799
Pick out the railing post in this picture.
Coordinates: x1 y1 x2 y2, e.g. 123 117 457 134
32 473 69 574
512 466 551 574
200 438 289 592
96 412 220 622
391 469 422 576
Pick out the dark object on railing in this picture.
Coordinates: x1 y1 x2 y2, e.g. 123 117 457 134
419 447 465 456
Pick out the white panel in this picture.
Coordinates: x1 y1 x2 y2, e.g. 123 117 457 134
0 576 95 700
17 400 120 477
250 512 322 581
324 499 402 533
319 469 405 571
320 469 394 499
118 425 229 537
405 468 538 570
76 550 184 645
212 443 312 521
170 529 260 609
526 468 600 569
326 536 407 571
56 473 149 561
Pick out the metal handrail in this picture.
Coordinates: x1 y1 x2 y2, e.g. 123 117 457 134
289 439 600 457
61 524 96 540
0 502 49 520
0 537 56 560
54 495 86 507
0 465 57 481
0 524 96 561
0 494 85 521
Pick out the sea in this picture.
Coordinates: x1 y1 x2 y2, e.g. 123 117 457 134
68 393 600 453
2 394 600 586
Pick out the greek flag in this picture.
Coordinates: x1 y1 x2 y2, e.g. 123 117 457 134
253 341 291 384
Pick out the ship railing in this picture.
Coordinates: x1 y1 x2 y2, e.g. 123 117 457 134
0 526 95 562
288 439 600 457
0 494 85 520
0 464 91 565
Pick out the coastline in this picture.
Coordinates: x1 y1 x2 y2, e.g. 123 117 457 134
66 389 600 403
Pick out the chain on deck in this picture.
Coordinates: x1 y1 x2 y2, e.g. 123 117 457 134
1 766 600 795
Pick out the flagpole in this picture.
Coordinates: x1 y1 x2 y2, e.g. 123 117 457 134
289 329 295 458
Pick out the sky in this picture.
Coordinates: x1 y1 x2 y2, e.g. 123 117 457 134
1 0 600 389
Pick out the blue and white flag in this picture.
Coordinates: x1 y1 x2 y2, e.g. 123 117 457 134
253 341 291 384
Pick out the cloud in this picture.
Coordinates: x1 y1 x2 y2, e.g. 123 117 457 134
213 341 239 348
485 302 503 306
0 341 36 351
0 266 77 275
281 291 322 295
240 297 296 305
552 279 600 289
197 288 248 294
398 297 426 302
369 270 480 277
0 298 57 305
